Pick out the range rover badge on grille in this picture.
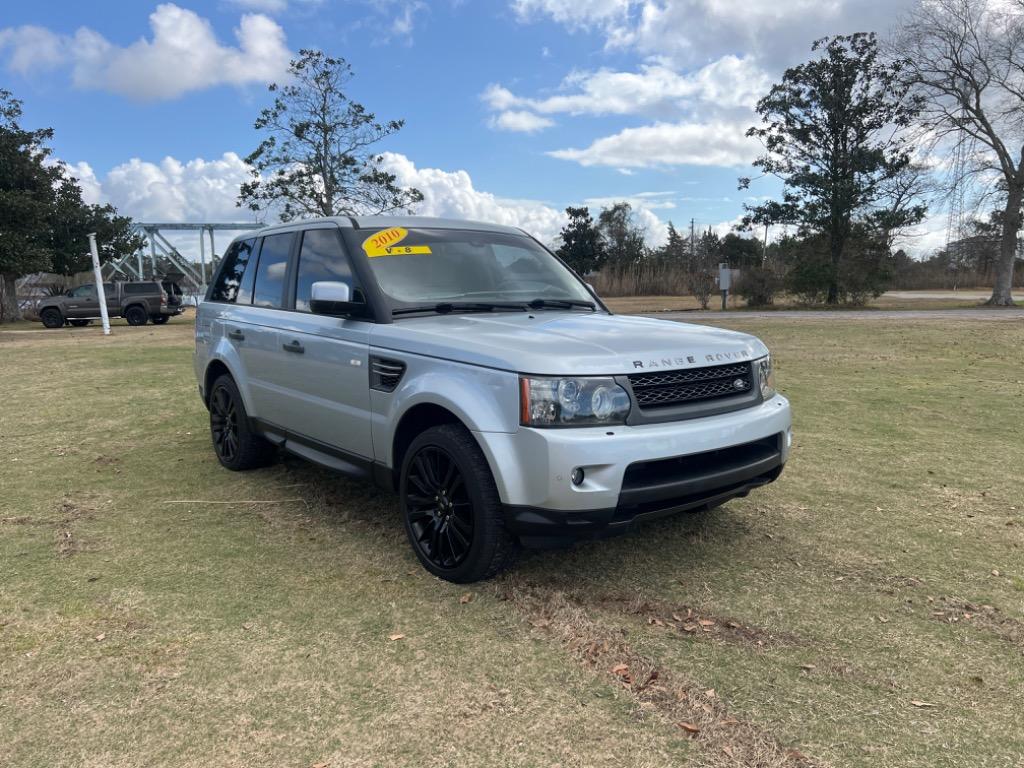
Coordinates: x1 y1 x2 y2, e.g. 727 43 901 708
733 378 746 390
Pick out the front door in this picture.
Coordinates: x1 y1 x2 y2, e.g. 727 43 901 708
268 227 373 459
64 284 98 318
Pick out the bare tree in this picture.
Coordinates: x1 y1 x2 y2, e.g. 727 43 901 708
895 0 1024 305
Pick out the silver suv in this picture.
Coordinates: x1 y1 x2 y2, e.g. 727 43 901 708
194 216 792 582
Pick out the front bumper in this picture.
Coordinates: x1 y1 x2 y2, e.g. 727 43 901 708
474 394 792 545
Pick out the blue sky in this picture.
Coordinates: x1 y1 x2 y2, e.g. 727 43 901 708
1 0 935 251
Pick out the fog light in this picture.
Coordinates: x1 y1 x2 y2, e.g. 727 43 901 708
570 467 585 486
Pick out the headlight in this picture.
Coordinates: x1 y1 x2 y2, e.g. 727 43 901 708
758 354 776 399
520 376 631 427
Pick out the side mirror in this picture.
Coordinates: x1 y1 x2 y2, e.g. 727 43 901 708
310 281 355 316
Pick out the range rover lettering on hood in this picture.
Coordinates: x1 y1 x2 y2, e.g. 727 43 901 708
632 349 753 369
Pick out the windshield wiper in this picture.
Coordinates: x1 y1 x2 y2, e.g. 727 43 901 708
527 298 596 311
393 301 529 316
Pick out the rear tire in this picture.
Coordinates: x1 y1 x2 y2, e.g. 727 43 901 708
151 315 169 325
208 374 276 471
40 308 64 328
125 305 147 326
400 423 518 583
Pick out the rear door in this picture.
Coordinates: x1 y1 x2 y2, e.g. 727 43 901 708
266 226 373 459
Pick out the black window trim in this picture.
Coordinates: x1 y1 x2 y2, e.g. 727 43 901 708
287 224 376 320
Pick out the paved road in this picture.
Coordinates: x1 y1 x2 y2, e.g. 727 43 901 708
646 309 1024 321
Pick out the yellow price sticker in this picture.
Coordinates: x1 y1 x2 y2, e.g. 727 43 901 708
362 227 432 258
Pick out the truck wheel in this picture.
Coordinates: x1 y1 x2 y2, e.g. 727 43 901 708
400 424 518 583
151 315 169 325
68 319 91 327
40 308 64 328
125 306 147 326
208 374 276 471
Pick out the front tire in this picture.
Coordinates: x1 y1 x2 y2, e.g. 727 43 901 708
125 306 147 326
208 374 276 471
400 424 518 583
40 308 64 328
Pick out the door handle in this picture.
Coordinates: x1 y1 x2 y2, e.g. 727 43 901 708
282 340 304 354
228 329 244 341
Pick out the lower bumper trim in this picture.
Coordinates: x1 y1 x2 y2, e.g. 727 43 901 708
503 463 784 549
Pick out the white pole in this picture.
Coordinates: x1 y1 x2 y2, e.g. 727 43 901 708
88 233 111 336
199 226 207 296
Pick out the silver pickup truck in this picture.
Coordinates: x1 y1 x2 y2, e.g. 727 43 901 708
194 216 792 582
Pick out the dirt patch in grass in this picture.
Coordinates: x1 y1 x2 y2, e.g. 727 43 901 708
543 590 804 649
502 585 826 768
929 597 1024 649
54 497 98 557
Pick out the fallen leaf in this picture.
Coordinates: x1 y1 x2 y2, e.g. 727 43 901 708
910 700 937 708
388 633 405 641
722 746 734 757
800 663 816 671
610 663 629 675
877 616 890 623
677 722 700 735
698 619 715 628
682 623 699 633
94 633 106 642
991 569 1000 577
704 689 716 699
671 613 684 623
459 593 473 604
312 762 330 768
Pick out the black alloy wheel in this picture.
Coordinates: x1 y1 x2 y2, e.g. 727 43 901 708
41 308 63 328
125 306 147 326
400 424 518 582
405 446 475 569
207 374 275 471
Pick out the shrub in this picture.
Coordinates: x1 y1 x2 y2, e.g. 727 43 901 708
734 266 782 306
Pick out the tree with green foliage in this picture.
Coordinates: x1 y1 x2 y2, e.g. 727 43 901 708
741 33 925 304
555 206 604 275
719 233 763 270
1 90 61 321
657 222 689 267
597 203 648 275
1 90 144 321
239 49 423 221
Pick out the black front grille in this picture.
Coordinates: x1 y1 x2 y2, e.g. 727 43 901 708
628 362 752 410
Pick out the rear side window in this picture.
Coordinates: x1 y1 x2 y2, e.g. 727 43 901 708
252 233 292 309
70 284 95 298
123 283 157 295
209 239 256 303
294 229 360 312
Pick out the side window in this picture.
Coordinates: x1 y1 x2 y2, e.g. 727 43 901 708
71 284 95 298
234 239 258 305
252 233 292 309
294 229 361 312
209 239 255 303
123 283 148 295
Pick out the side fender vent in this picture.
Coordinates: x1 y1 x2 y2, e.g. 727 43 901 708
370 356 406 393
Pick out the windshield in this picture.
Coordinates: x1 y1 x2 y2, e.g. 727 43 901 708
343 227 595 309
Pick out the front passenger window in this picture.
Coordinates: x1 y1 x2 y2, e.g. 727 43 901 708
294 229 361 312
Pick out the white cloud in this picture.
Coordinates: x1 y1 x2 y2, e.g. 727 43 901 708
66 152 257 222
0 4 292 101
226 0 289 12
512 0 917 69
488 110 555 133
512 0 634 30
377 152 568 243
584 191 677 210
484 56 770 118
0 25 66 74
549 119 757 169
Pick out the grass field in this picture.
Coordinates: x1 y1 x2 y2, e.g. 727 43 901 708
2 314 1022 768
603 290 1001 314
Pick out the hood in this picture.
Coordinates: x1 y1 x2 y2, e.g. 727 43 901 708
369 311 768 375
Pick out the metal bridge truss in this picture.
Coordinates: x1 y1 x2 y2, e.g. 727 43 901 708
103 222 261 294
